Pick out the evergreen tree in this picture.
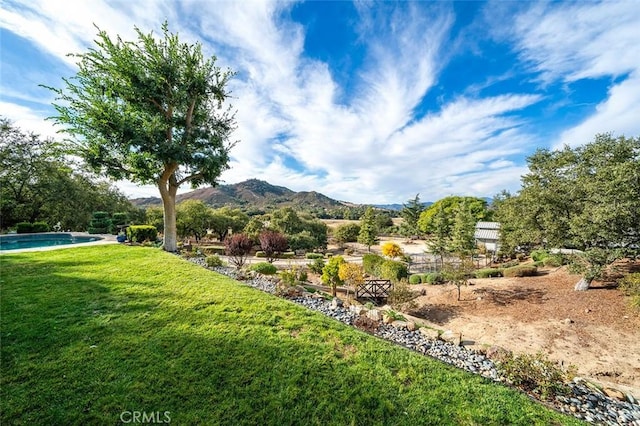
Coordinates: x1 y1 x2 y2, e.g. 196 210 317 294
357 207 379 252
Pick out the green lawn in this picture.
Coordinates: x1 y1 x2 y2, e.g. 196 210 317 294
0 245 582 425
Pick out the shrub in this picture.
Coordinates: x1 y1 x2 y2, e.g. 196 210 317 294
379 260 409 282
126 225 158 243
308 258 325 275
201 246 226 255
362 253 385 276
497 352 575 400
475 268 503 278
503 265 537 277
618 273 640 310
409 274 422 284
287 232 317 252
422 273 444 284
255 251 266 258
250 262 278 275
530 249 549 262
305 253 324 260
280 266 307 286
16 222 33 234
388 279 417 311
32 222 50 233
500 260 520 268
88 211 112 234
205 255 224 268
322 256 346 296
543 254 565 267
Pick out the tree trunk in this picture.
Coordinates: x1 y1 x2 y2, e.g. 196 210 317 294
574 277 591 291
159 185 178 252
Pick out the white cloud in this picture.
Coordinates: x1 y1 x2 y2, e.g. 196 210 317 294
504 1 640 149
0 100 57 138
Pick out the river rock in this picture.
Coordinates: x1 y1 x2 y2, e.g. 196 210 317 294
367 309 381 321
574 278 591 291
440 330 462 346
603 387 626 401
406 321 416 331
419 327 439 340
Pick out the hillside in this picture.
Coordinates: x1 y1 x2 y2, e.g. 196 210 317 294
130 179 347 211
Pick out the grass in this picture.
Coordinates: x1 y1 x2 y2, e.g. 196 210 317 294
0 245 582 425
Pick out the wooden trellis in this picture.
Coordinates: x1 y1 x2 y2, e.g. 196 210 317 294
356 279 393 301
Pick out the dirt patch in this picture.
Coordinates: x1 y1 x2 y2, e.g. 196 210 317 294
408 267 640 396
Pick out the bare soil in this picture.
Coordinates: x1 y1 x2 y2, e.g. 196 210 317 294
407 267 640 396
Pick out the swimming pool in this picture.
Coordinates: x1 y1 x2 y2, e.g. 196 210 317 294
0 233 104 251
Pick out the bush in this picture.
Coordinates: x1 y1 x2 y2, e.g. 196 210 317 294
475 268 503 278
88 211 112 234
280 266 307 286
16 222 33 234
250 262 278 275
379 260 408 282
618 273 640 310
334 223 360 244
305 253 324 260
32 222 50 233
409 274 422 285
498 352 575 400
126 225 158 243
388 280 417 311
205 255 224 268
201 246 226 255
255 251 266 258
225 233 253 269
362 253 385 276
422 273 444 284
503 265 537 277
308 258 325 275
530 249 549 262
543 254 565 267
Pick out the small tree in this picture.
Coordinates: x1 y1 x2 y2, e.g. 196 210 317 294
358 207 379 252
399 193 425 237
258 230 288 263
338 262 365 298
441 258 475 301
322 255 346 297
427 204 450 267
449 202 477 258
224 233 253 269
381 241 404 259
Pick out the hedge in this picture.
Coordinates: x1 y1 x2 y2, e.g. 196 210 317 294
475 268 504 278
409 274 422 284
126 225 158 243
16 222 34 234
503 265 537 277
422 272 444 284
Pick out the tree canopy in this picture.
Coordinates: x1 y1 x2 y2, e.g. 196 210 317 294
0 118 135 231
418 196 491 235
46 23 237 251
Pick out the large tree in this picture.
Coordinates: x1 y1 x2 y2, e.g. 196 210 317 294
46 23 237 251
418 196 491 235
496 133 640 289
1 118 133 231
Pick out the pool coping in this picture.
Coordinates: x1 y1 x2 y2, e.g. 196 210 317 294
0 232 118 254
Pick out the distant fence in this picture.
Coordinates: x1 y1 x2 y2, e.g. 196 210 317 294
407 254 492 273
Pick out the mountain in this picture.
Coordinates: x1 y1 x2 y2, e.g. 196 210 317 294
374 202 433 211
130 179 347 211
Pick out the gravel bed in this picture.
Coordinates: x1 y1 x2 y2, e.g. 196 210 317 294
188 256 640 425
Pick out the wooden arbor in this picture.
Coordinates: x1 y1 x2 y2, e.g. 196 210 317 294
356 279 393 302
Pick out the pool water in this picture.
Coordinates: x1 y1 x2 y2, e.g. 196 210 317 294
0 233 103 251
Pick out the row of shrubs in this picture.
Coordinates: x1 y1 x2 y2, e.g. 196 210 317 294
15 222 50 233
409 265 538 284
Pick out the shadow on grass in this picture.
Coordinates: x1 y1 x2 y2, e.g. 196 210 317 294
1 247 581 426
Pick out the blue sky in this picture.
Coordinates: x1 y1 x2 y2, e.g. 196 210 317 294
1 1 639 204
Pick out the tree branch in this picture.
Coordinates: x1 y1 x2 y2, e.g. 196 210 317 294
176 171 202 187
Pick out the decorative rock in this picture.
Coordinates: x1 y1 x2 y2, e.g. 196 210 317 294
406 321 416 331
574 278 590 291
367 309 381 321
603 387 626 401
391 320 408 329
419 327 439 340
440 330 462 346
563 318 574 325
382 314 393 324
331 298 343 308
